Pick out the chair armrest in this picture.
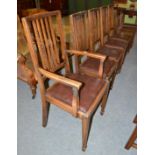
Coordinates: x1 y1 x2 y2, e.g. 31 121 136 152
66 49 107 79
39 68 82 117
39 68 82 89
66 49 106 61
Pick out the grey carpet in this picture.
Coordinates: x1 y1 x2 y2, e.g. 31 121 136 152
18 36 137 155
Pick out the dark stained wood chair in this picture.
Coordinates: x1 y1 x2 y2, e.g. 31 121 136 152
117 7 136 38
17 15 37 98
22 10 111 151
102 7 129 66
99 6 128 61
69 11 118 90
125 115 137 150
75 8 124 76
107 5 134 50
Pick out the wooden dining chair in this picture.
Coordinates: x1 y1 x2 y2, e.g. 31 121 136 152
117 8 136 37
99 6 129 59
86 8 125 73
107 5 133 50
22 10 111 151
69 11 117 90
125 115 137 150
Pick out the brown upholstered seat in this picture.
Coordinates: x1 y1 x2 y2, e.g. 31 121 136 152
45 73 106 113
80 58 116 79
105 38 128 50
112 33 132 42
98 46 122 62
120 26 136 38
122 25 136 32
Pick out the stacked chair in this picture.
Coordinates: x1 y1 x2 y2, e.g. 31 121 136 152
70 10 117 90
116 6 136 44
21 3 136 151
106 5 133 50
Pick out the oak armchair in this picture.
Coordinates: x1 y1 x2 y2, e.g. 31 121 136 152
117 8 136 37
22 10 110 151
69 11 118 90
99 6 129 59
106 5 133 50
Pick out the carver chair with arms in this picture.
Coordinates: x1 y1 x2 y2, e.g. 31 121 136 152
22 10 110 151
69 10 118 90
106 5 133 50
99 6 129 61
117 8 136 38
72 8 124 77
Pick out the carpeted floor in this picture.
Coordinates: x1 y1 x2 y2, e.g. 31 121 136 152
17 36 137 155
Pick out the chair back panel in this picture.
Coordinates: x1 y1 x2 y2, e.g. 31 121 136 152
22 11 66 73
88 8 101 51
113 8 119 30
99 6 111 45
109 5 115 31
70 11 89 51
104 6 110 35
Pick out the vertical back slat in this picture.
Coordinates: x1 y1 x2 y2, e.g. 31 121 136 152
32 20 50 70
36 19 52 70
39 18 54 71
47 16 60 64
44 17 57 68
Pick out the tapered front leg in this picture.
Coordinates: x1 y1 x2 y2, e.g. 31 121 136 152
82 117 90 151
42 100 49 127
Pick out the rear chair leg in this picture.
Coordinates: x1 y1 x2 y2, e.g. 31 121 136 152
82 117 90 151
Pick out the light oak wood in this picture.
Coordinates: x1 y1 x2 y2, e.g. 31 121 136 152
39 68 82 89
22 10 109 151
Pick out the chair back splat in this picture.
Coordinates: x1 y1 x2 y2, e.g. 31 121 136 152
22 11 70 74
70 11 89 51
88 8 101 51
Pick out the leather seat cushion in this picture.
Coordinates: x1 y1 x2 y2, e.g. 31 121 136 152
97 46 122 62
45 73 106 113
106 38 128 50
121 28 136 37
112 33 132 43
80 57 116 78
122 25 136 32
